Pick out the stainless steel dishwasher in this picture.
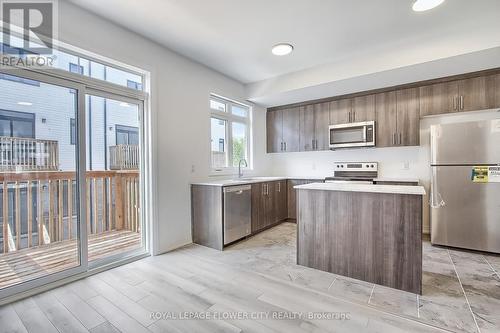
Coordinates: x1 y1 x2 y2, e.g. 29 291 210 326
223 185 251 245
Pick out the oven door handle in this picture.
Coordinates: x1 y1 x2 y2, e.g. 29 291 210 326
363 126 367 142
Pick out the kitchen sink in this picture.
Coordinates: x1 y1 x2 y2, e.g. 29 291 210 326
227 177 280 183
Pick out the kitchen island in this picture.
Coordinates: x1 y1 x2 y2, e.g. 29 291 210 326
295 182 425 294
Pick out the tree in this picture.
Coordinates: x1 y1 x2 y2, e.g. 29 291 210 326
232 137 245 166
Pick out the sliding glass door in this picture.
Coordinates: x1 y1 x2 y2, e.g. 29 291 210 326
85 93 145 266
0 68 148 299
0 71 87 297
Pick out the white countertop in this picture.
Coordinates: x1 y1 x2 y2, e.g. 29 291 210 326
373 178 420 183
191 176 326 187
294 182 426 195
192 177 287 186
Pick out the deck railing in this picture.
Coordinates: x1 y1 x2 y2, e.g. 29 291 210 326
110 145 139 170
0 136 59 172
0 170 140 254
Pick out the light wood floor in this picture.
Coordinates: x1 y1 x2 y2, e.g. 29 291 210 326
0 230 142 289
1 223 478 333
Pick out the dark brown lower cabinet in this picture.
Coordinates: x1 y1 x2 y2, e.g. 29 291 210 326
274 180 288 222
296 189 423 294
251 181 287 233
287 179 324 220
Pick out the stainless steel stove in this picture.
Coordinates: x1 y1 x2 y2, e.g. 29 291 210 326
324 162 378 184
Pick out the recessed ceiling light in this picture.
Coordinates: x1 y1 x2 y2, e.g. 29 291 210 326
412 0 445 12
272 43 294 56
17 101 32 106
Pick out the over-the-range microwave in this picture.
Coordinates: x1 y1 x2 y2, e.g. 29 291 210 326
329 121 376 149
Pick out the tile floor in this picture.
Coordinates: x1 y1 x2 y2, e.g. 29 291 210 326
199 223 500 333
1 222 499 332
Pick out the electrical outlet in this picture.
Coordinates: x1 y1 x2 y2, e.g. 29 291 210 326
403 161 410 170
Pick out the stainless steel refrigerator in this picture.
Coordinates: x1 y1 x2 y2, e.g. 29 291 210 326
430 119 500 253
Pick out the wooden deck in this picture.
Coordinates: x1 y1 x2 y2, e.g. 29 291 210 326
0 230 141 289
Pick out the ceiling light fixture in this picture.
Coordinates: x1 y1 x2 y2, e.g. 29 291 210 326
17 101 33 106
412 0 445 12
272 43 294 56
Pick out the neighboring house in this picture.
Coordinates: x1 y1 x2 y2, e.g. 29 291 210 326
0 70 140 172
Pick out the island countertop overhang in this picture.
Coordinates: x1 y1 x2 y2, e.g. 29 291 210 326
294 182 426 196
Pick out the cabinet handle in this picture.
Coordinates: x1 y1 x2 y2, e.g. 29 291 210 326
460 96 464 110
311 139 315 150
278 182 281 192
353 111 355 122
267 184 270 195
392 133 396 145
315 139 318 150
453 97 457 110
348 111 351 123
284 142 287 151
399 133 402 145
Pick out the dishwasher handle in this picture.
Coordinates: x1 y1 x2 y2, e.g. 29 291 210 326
224 185 251 193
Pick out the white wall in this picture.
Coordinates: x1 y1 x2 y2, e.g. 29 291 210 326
266 109 500 233
246 47 500 107
58 0 270 254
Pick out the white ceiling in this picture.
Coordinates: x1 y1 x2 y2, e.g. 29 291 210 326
68 0 500 85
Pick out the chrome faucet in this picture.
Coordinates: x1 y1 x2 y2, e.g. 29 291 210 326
238 159 248 178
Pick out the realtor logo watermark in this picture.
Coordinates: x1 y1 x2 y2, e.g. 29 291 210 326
0 0 58 68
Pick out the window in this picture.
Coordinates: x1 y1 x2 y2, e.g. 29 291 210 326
69 63 84 75
0 110 35 138
0 73 40 86
127 80 143 91
116 125 139 145
70 118 76 145
49 48 145 91
218 138 225 152
210 96 251 171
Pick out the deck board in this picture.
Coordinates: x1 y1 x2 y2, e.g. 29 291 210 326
0 230 141 289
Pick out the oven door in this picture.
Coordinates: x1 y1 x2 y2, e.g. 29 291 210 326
329 121 375 149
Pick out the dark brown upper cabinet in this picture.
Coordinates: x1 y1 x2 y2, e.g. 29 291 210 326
329 96 375 125
282 107 300 152
299 102 330 151
266 110 283 153
375 91 397 147
376 88 420 147
419 81 458 116
420 75 500 116
299 104 315 151
352 95 376 122
397 88 420 146
329 99 352 125
268 70 500 153
266 107 300 153
457 75 499 112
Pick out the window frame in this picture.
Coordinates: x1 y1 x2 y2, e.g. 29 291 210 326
115 124 139 145
69 62 84 75
209 95 251 174
70 118 76 145
0 109 36 138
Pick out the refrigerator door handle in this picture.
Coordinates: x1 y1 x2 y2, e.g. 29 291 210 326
430 167 445 208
